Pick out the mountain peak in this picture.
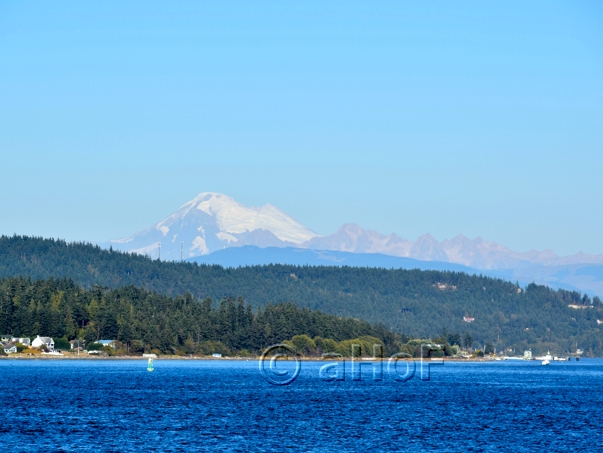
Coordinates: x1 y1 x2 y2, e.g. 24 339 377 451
106 192 319 259
336 223 366 235
416 233 438 243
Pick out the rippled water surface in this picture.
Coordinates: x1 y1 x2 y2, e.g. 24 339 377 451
1 359 602 452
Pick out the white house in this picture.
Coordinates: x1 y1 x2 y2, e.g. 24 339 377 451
11 337 31 346
32 336 54 351
95 340 117 349
2 343 17 354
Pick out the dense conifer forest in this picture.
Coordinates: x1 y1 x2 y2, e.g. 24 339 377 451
1 235 602 355
0 276 403 356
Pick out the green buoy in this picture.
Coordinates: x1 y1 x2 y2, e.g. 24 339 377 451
147 357 154 372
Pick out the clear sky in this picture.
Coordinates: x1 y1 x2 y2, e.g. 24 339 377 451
1 1 602 256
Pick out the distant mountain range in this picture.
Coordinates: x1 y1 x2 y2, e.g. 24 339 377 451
304 223 603 270
103 192 603 295
105 192 603 267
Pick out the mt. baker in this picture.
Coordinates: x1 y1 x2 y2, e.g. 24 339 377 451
105 192 318 261
105 192 603 270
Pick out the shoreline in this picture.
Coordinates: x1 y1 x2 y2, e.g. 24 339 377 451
0 354 587 362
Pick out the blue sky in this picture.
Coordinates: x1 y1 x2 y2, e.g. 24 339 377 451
1 1 602 255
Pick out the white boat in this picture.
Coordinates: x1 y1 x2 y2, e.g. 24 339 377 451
41 351 64 356
541 359 550 365
535 351 553 361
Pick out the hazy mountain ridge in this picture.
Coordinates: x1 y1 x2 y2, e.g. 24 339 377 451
303 224 603 270
188 246 603 296
103 192 603 271
188 245 479 274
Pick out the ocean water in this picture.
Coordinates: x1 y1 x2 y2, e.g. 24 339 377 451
1 359 602 452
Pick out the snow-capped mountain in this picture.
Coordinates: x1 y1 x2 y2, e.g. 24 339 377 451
303 224 603 270
105 192 319 260
104 192 603 273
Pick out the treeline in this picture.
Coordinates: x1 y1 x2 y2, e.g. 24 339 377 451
1 235 603 356
0 276 404 356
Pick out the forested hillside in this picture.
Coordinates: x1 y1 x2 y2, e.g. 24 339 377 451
1 235 603 355
0 277 403 356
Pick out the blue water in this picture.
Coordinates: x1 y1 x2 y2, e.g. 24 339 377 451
1 359 602 452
